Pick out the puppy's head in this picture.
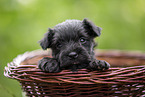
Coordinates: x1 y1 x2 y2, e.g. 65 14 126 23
39 19 102 71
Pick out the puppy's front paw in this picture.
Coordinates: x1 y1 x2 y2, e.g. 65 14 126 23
88 60 110 71
96 60 110 70
38 57 61 73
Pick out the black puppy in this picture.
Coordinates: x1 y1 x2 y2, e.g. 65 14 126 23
38 19 110 72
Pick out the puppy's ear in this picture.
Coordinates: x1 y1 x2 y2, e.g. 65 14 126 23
39 28 54 50
83 18 102 37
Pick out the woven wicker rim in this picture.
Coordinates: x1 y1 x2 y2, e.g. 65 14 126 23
4 49 145 85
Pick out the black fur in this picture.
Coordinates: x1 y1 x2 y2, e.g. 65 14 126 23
38 18 110 72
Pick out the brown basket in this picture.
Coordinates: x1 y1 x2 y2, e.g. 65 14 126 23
4 50 145 97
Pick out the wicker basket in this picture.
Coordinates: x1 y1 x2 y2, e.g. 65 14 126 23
4 50 145 97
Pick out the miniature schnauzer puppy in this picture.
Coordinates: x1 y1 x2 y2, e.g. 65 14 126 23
38 18 110 72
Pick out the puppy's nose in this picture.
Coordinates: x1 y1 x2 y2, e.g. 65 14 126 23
68 52 78 59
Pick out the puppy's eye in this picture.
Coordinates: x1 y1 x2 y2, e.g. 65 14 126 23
80 38 86 44
56 43 62 48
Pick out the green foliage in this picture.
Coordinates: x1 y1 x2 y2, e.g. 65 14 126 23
0 0 145 96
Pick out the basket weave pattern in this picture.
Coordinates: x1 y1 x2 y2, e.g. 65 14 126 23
4 50 145 97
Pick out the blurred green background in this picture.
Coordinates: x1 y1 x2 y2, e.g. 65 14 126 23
0 0 145 97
